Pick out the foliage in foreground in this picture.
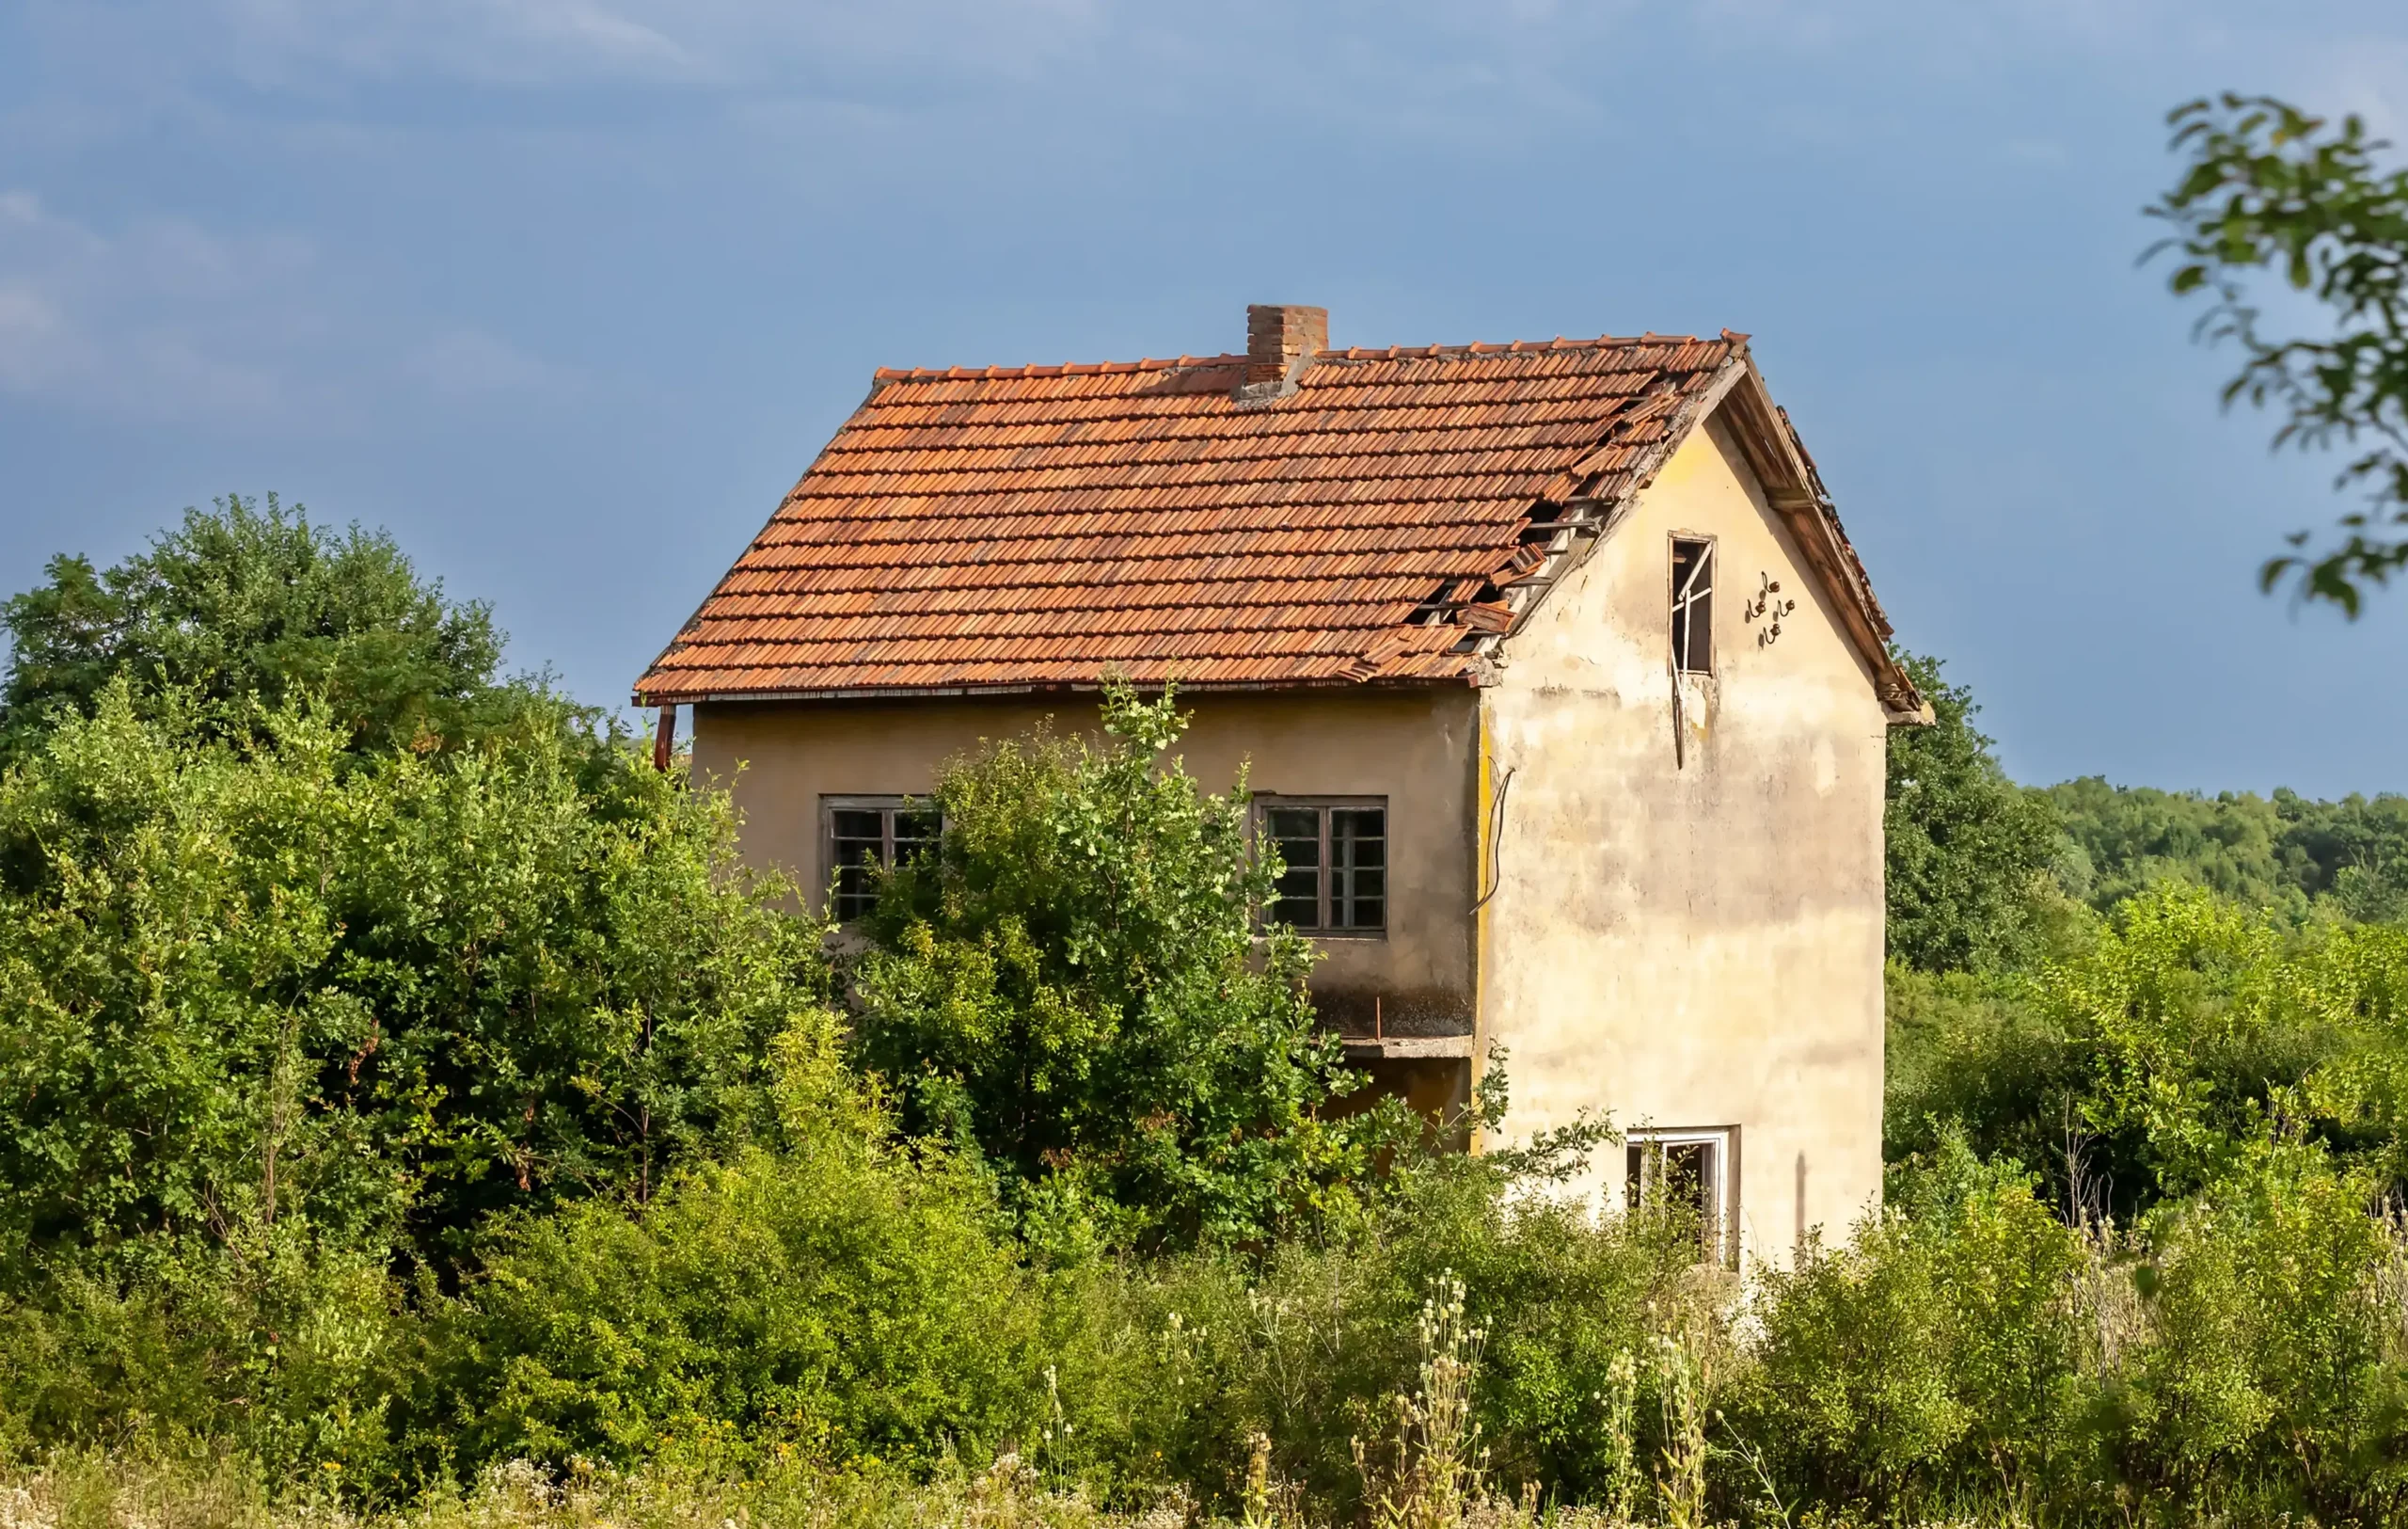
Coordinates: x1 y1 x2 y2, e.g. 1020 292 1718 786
1742 1138 2408 1524
1888 882 2408 1218
2152 93 2408 613
848 684 1415 1254
9 502 2408 1526
0 681 825 1273
10 1127 2408 1529
410 1034 1041 1478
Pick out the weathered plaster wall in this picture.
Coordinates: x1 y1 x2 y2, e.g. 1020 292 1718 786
1478 409 1890 1268
691 687 1483 1029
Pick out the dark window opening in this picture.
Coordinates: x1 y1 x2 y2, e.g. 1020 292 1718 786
1671 537 1715 675
826 798 939 919
1259 800 1386 933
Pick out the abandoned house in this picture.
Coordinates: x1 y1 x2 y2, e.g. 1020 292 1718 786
634 305 1928 1269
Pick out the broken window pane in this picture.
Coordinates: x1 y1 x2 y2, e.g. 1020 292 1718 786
1259 802 1387 934
1671 538 1714 675
1627 1134 1726 1263
893 809 940 867
830 808 887 919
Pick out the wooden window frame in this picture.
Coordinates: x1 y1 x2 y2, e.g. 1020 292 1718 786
1670 534 1716 677
1625 1125 1740 1267
819 794 939 920
1254 795 1388 938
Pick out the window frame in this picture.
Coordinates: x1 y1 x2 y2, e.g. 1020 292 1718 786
819 793 941 921
1252 794 1389 938
1624 1125 1739 1267
1670 534 1717 677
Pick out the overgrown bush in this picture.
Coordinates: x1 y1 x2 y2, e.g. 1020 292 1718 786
0 493 543 763
849 683 1414 1254
1736 1142 2091 1517
0 1219 404 1474
1025 1147 1704 1519
2115 1143 2408 1519
17 503 2408 1524
0 682 824 1274
410 1025 1041 1482
1884 963 2087 1194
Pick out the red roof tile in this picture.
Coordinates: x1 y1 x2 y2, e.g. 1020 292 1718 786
636 331 1894 704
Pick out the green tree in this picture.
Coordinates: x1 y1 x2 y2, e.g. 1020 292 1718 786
1 494 531 763
2152 94 2408 613
1883 651 2064 972
0 681 827 1273
2043 777 2408 920
847 684 1413 1253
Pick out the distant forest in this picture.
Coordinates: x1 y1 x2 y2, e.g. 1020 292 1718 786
2043 779 2408 925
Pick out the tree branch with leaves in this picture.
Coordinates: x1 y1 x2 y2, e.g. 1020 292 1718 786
2150 93 2408 614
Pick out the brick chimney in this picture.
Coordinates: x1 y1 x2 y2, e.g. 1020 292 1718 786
1245 304 1327 386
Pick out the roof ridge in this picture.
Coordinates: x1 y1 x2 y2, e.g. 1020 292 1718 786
873 351 1249 383
867 331 1750 384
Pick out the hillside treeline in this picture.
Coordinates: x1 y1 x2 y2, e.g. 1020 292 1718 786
3 500 2408 1528
2049 777 2408 922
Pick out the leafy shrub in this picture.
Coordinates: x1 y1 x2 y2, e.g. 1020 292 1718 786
1884 962 2088 1198
1892 884 2408 1219
406 1022 1043 1478
0 1218 405 1478
1735 1141 2089 1516
1035 1151 1700 1518
0 682 826 1272
2036 884 2408 1204
849 683 1412 1253
0 493 534 763
2115 1143 2408 1519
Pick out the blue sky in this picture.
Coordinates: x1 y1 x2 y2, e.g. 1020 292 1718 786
3 1 2404 794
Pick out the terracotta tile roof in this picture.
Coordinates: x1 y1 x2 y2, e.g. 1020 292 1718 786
636 330 1889 704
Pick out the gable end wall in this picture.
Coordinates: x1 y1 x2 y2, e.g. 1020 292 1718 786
1477 409 1889 1267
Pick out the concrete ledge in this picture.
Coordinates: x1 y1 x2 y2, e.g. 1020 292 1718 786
1339 1035 1477 1060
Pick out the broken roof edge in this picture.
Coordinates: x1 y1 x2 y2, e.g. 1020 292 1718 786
1715 358 1926 723
1479 348 1928 725
1718 359 1926 722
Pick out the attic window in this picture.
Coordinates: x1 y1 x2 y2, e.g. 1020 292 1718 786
1671 537 1715 675
823 795 939 919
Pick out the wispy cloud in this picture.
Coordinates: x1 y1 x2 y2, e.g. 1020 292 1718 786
0 190 582 425
5 0 2401 429
404 325 585 399
0 191 314 422
145 0 1116 88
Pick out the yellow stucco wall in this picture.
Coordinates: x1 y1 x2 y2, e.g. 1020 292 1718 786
691 688 1483 1030
1477 411 1890 1267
